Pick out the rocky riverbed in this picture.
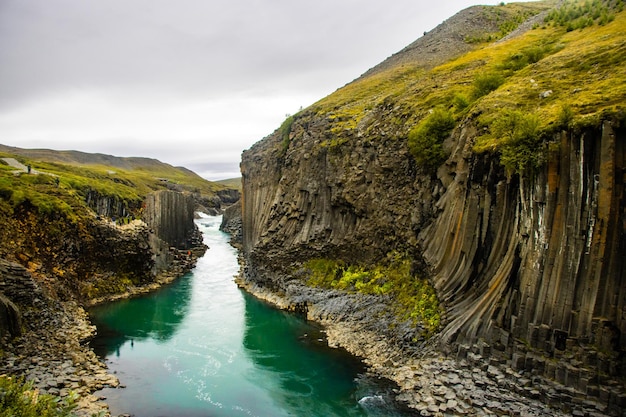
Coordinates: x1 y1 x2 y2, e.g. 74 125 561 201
0 300 116 416
0 239 206 416
236 274 615 417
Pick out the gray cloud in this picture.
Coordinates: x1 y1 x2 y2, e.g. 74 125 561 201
1 0 423 103
0 0 509 179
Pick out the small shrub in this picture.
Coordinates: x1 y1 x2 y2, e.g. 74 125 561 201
492 109 544 173
0 375 78 417
452 93 470 112
501 51 530 71
557 103 575 129
472 72 505 99
278 115 295 156
407 107 456 171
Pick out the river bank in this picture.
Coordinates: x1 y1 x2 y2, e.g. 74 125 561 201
0 241 206 417
0 299 116 416
235 274 612 417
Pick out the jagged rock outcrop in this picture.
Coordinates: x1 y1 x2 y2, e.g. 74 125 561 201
217 188 241 206
220 200 242 246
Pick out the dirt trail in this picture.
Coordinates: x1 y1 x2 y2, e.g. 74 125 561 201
1 157 38 174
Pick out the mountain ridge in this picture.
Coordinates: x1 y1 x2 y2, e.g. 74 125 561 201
361 1 556 78
0 143 202 176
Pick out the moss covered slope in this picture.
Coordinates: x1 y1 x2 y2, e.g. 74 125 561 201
300 0 625 173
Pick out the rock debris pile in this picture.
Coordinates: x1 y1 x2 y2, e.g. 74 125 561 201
0 301 116 417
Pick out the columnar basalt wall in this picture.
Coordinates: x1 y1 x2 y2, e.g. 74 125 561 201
0 260 41 339
421 121 626 399
241 113 438 274
143 190 197 249
241 114 626 407
84 189 140 219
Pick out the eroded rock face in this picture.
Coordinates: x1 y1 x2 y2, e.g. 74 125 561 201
0 292 21 339
240 112 626 411
143 190 197 250
241 113 437 273
220 200 242 247
423 121 626 403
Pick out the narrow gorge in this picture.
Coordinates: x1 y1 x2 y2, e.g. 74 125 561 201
0 0 624 416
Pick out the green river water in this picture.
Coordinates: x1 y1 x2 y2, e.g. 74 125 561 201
89 215 409 417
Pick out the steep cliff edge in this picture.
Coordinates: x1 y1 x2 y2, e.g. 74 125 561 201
240 1 626 415
0 151 225 415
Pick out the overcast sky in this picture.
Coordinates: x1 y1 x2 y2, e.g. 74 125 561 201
0 0 508 180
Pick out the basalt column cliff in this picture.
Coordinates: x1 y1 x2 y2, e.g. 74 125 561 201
240 1 626 414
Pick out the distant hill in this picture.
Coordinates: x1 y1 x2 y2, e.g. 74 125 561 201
0 144 198 175
0 144 242 219
215 177 242 191
0 144 240 193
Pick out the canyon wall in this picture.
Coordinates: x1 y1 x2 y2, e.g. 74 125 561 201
239 4 626 410
0 189 202 306
421 120 625 397
240 110 625 407
143 190 197 250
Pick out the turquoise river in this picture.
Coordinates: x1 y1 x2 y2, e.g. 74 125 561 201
89 215 410 417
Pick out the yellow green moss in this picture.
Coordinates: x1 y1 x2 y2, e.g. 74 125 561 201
304 253 441 333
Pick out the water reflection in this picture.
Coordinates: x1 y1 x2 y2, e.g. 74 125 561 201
90 274 192 357
242 293 369 417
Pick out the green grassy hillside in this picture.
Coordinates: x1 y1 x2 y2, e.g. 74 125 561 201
300 0 625 174
0 148 229 221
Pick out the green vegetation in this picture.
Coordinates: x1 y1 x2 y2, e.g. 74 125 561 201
499 42 557 71
278 115 295 156
471 72 506 99
407 107 456 171
0 152 227 222
544 0 623 30
476 109 543 174
305 0 626 175
304 254 441 333
0 169 82 221
0 376 77 417
80 274 138 299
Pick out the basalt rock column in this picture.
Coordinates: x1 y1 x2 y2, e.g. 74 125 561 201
143 190 196 249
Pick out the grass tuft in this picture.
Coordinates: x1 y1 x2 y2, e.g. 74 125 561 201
0 375 78 417
304 253 441 334
408 107 456 172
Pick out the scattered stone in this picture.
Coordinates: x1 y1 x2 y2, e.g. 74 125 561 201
0 301 116 416
539 90 553 98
